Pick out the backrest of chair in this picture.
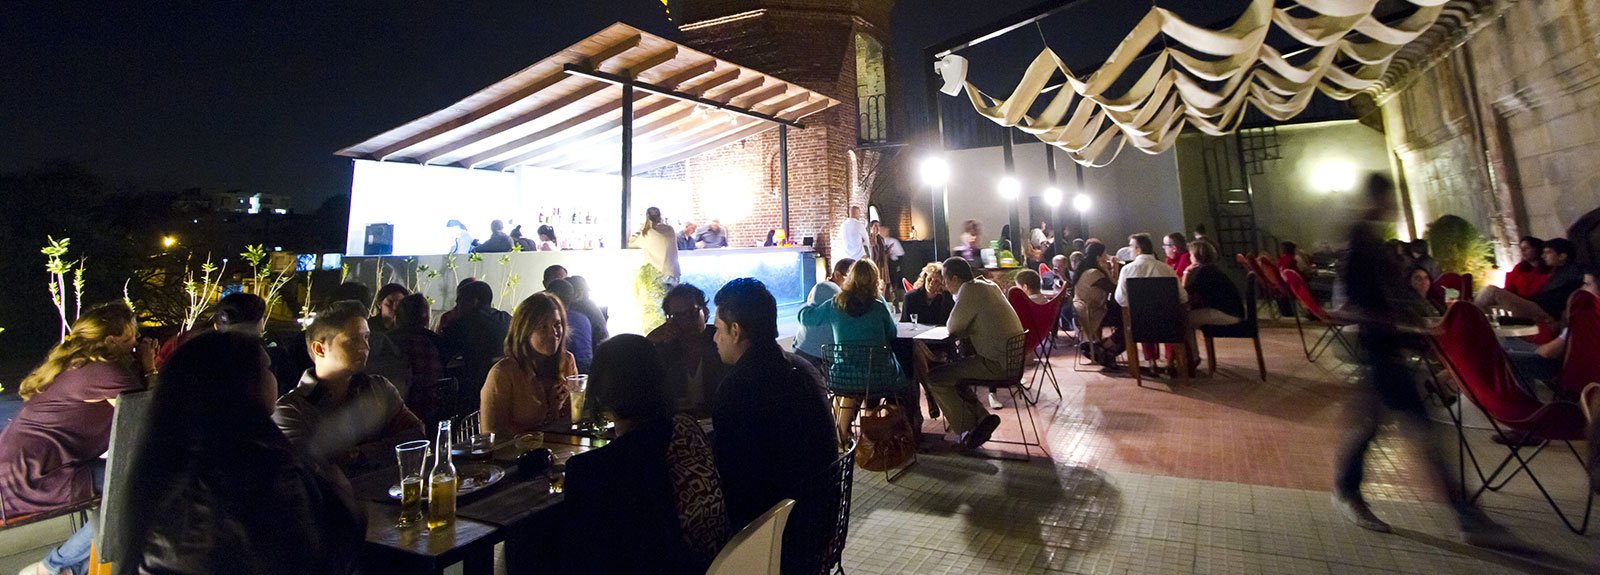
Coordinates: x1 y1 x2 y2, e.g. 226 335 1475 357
812 440 856 575
95 389 154 564
1025 297 1065 351
707 499 795 575
453 410 480 444
901 278 914 293
1006 286 1031 325
1255 256 1283 288
1558 290 1600 395
823 344 897 395
1432 301 1545 425
1125 277 1185 344
1002 332 1028 380
1241 272 1261 326
1279 269 1330 321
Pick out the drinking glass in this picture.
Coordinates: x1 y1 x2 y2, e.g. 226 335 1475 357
910 313 920 326
394 440 429 527
566 374 589 424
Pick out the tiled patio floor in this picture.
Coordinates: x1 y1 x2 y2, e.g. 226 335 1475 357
843 323 1598 574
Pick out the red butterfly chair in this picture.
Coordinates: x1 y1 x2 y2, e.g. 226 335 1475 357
1431 301 1593 533
1280 269 1355 362
1429 272 1474 310
1557 290 1600 398
901 278 914 294
1007 287 1065 403
1237 254 1275 319
1256 255 1294 319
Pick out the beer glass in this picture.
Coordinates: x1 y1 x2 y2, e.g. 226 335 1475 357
394 440 429 526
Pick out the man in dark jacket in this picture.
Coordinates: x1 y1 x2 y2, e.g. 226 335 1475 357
438 280 510 415
710 278 838 574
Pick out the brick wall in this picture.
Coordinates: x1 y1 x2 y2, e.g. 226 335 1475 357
675 0 898 261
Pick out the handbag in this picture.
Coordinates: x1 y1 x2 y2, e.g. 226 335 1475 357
855 401 916 472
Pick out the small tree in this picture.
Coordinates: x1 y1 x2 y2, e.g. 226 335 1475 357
41 236 84 341
1423 215 1495 282
241 244 294 318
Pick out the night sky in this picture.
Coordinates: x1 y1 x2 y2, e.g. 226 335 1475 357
2 0 1216 210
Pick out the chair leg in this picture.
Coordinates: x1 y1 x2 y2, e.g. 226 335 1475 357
1176 342 1191 384
1251 335 1266 381
1293 306 1314 360
1128 336 1143 388
1205 336 1217 376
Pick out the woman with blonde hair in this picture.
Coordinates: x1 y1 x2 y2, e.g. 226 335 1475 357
798 259 904 441
481 292 578 436
3 302 155 575
901 262 954 326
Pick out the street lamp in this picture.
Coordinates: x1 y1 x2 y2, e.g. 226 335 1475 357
161 235 177 249
919 157 949 187
1072 193 1091 214
997 176 1021 200
920 156 950 259
1043 186 1062 208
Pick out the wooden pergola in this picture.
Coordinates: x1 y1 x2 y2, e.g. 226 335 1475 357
338 22 838 244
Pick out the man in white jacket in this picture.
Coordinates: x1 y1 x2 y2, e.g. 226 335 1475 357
838 206 870 260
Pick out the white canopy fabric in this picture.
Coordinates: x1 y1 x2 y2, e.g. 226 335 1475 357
948 0 1446 166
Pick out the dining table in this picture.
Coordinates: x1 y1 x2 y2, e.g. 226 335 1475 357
355 432 591 575
896 322 950 342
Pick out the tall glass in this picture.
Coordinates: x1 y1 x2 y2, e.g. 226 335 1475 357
566 375 589 424
394 440 429 527
427 421 458 530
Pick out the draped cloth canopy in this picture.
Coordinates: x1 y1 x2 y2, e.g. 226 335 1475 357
945 0 1446 166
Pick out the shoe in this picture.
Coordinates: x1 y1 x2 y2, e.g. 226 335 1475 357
963 414 1002 449
1331 494 1391 532
1456 507 1518 549
987 392 1003 410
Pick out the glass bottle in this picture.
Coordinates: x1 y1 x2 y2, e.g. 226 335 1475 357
426 421 457 529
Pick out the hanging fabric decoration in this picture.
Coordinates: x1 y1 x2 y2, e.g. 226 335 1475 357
943 0 1447 166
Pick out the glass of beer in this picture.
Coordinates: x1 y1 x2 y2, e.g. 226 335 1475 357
566 374 589 425
394 440 429 527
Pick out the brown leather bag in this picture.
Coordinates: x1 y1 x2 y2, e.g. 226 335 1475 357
856 402 916 472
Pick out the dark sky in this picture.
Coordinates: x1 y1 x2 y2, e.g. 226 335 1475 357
3 0 1228 210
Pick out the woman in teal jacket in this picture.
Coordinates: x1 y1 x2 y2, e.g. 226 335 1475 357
798 259 903 441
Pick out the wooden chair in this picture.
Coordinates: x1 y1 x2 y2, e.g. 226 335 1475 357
1121 277 1191 388
707 500 795 575
1199 272 1267 381
956 332 1046 460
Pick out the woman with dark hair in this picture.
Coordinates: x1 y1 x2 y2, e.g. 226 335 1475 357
1185 240 1244 327
4 303 153 575
1505 236 1550 298
371 283 411 332
537 225 559 251
562 335 730 574
481 292 577 435
1406 265 1445 318
389 293 445 424
1163 232 1192 277
1277 241 1306 278
1072 241 1123 366
119 331 362 574
510 225 537 251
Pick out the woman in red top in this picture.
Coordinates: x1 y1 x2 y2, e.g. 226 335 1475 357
1163 233 1193 277
1277 241 1305 278
1504 236 1551 298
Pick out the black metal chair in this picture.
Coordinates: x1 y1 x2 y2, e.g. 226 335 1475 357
808 439 857 575
1121 277 1191 388
823 344 915 481
1199 272 1267 381
452 410 481 445
956 332 1046 460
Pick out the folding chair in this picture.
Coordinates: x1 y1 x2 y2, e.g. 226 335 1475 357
956 332 1047 460
1255 255 1290 319
901 278 914 294
1431 301 1593 534
1280 269 1356 362
1434 272 1473 301
1006 287 1064 404
822 344 915 481
1120 277 1191 388
1200 272 1267 381
1556 290 1600 398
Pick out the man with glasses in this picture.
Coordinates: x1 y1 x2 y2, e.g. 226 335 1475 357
647 283 728 415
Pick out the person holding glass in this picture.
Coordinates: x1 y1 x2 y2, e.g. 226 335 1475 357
120 331 363 574
561 334 731 574
482 292 576 436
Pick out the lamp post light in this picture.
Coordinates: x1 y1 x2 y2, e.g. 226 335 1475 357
1072 193 1091 237
920 156 950 259
1043 186 1062 208
997 176 1021 200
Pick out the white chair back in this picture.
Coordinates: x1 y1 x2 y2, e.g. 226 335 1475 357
706 499 795 575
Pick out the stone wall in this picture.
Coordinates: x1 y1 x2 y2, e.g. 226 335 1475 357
1378 0 1600 263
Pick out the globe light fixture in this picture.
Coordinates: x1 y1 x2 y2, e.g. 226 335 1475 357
998 176 1021 200
161 235 177 249
1309 159 1358 193
1043 186 1063 208
1072 193 1092 213
919 157 950 188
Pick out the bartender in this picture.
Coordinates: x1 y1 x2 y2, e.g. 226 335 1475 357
696 219 729 248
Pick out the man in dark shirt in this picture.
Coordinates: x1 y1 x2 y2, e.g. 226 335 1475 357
1331 174 1506 547
710 278 837 574
438 280 510 415
473 219 513 253
697 220 729 248
1474 237 1583 323
647 284 726 415
677 222 699 251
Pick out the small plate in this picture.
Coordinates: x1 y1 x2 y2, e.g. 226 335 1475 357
389 463 506 500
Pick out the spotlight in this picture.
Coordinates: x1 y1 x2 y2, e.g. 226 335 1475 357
919 157 949 188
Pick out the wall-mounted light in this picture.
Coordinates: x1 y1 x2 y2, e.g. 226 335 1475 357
1309 159 1358 194
1043 187 1062 208
919 157 949 188
998 176 1021 200
1072 193 1092 213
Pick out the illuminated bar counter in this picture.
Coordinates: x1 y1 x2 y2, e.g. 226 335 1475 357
344 246 817 336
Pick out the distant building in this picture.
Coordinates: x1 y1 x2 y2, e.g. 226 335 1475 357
213 191 292 215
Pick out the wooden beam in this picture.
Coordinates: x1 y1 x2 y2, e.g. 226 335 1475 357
777 98 832 122
484 97 683 171
586 33 641 70
705 76 765 102
753 92 809 115
457 90 646 169
682 68 740 97
633 120 777 173
654 59 717 89
730 84 787 109
539 104 699 172
563 64 806 128
617 45 677 79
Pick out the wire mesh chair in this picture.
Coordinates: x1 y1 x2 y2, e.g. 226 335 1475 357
452 410 481 445
956 332 1047 460
823 344 915 481
808 439 857 575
